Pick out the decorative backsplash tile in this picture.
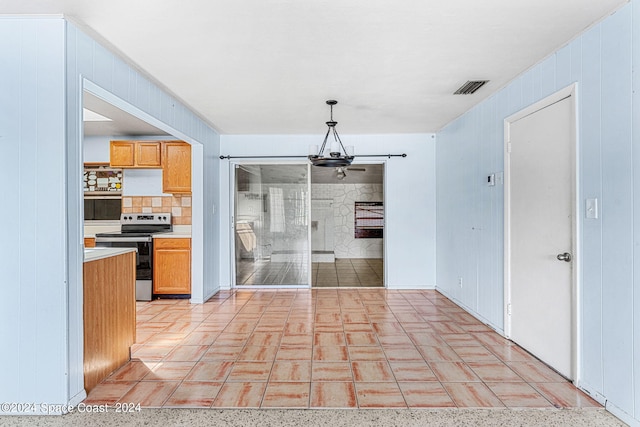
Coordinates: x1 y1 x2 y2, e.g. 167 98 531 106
122 195 192 225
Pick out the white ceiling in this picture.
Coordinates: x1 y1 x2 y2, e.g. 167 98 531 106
83 91 168 136
1 0 627 134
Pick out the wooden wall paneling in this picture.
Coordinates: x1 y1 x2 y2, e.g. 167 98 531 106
63 18 219 404
93 41 113 92
578 25 604 393
600 8 634 411
632 0 640 418
436 3 640 422
520 70 536 109
539 55 557 99
203 133 221 300
556 45 573 89
135 73 150 112
1 18 68 405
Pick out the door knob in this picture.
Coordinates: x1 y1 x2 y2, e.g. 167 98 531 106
556 252 572 262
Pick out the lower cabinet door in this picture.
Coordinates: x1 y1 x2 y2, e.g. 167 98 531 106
153 238 191 294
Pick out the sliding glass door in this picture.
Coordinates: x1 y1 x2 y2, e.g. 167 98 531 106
233 164 310 286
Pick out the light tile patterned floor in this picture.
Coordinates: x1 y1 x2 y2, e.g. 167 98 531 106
236 258 383 287
313 258 384 287
84 289 601 409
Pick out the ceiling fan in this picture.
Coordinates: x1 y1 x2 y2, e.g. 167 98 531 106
335 166 366 180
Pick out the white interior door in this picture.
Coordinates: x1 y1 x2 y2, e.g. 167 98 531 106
506 93 575 379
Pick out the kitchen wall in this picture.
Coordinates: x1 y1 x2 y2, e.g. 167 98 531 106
219 134 436 289
84 135 166 196
84 135 192 225
122 196 192 225
312 183 384 258
436 2 639 425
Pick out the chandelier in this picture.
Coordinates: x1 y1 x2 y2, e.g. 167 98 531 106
308 100 354 167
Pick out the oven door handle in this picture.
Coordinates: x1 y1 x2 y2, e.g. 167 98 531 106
95 236 152 243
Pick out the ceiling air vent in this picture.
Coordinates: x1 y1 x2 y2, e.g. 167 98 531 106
454 80 489 95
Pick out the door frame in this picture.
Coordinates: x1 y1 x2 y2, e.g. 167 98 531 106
229 160 313 289
503 83 580 381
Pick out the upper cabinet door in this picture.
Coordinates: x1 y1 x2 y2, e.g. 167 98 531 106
110 141 135 167
136 142 162 167
163 142 192 193
110 141 162 168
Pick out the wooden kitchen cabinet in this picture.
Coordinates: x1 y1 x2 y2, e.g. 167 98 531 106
136 142 162 167
110 141 135 167
153 238 191 295
162 142 191 193
110 140 162 168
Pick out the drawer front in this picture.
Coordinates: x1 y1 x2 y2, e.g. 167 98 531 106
154 237 191 249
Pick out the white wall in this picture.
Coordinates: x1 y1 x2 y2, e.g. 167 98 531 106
203 133 221 301
0 16 220 411
83 135 112 161
436 2 640 425
0 17 68 408
219 134 436 289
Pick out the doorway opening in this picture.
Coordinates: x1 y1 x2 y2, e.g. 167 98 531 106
310 164 385 287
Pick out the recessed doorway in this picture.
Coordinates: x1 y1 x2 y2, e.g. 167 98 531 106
310 164 385 287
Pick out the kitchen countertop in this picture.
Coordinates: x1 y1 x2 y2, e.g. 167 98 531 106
84 247 137 263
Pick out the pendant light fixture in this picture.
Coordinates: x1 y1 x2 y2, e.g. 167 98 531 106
308 100 354 167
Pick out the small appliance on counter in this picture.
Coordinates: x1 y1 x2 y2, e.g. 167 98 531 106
94 213 172 301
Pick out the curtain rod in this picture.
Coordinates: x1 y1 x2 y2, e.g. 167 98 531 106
219 154 407 160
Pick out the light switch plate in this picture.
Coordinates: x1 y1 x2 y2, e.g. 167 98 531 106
586 198 598 219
